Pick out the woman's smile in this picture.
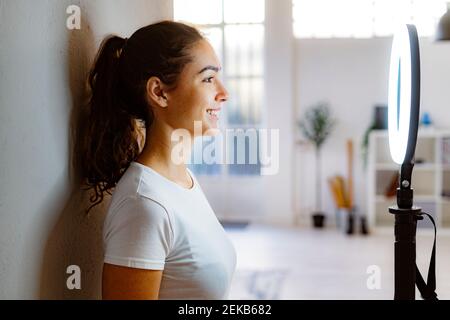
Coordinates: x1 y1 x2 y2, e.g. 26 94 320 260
206 108 221 121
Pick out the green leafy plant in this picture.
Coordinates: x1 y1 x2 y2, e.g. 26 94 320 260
298 102 336 220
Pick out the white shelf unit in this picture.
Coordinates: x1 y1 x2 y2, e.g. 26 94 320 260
367 129 450 229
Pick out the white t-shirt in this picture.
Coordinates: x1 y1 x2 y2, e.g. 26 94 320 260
102 161 237 300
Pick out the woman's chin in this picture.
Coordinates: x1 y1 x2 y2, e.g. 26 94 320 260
201 116 220 135
203 126 220 136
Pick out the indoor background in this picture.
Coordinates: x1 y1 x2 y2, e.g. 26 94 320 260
1 0 450 299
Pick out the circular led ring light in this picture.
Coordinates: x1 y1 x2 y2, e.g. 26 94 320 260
388 24 420 165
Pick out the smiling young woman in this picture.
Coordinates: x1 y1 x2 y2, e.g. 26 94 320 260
80 21 236 300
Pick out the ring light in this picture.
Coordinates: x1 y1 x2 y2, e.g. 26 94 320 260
388 24 420 165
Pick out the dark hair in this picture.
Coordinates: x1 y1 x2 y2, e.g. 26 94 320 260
80 20 204 214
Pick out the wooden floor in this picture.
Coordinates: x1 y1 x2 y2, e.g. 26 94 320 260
226 223 450 300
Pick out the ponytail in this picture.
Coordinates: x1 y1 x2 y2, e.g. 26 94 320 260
80 21 203 214
81 36 145 214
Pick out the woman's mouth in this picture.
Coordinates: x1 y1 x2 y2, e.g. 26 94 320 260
206 108 220 120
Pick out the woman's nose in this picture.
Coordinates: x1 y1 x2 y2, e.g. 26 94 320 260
216 82 228 102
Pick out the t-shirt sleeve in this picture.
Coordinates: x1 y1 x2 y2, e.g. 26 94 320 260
103 196 173 270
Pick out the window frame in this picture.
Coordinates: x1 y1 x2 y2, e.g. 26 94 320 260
175 0 267 178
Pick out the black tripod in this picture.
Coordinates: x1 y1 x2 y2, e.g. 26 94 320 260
389 162 438 300
386 23 437 301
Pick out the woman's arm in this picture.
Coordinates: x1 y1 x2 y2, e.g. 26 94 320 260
102 263 163 300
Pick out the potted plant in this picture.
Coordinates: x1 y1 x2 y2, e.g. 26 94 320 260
298 102 336 228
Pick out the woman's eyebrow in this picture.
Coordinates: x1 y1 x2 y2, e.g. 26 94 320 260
198 65 221 74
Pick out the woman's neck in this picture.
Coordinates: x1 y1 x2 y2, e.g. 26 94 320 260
136 119 193 186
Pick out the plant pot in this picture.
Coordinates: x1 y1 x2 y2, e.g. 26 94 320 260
312 212 326 228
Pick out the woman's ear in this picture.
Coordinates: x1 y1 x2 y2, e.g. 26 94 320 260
146 77 168 108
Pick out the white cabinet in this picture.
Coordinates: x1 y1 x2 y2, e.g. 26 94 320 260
367 129 450 229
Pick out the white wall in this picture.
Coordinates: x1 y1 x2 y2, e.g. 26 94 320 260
0 0 172 300
294 37 450 226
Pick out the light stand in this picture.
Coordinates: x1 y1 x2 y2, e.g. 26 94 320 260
388 163 422 300
388 24 420 300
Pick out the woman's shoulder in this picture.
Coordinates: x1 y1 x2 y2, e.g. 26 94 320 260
109 162 171 210
104 193 174 241
109 194 170 223
102 194 175 258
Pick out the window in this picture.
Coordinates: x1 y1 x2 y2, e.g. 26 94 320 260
174 0 265 176
293 0 448 39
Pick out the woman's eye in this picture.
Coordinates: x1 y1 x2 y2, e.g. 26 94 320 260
203 77 214 83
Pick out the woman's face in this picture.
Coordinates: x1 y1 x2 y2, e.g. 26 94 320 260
160 39 228 137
